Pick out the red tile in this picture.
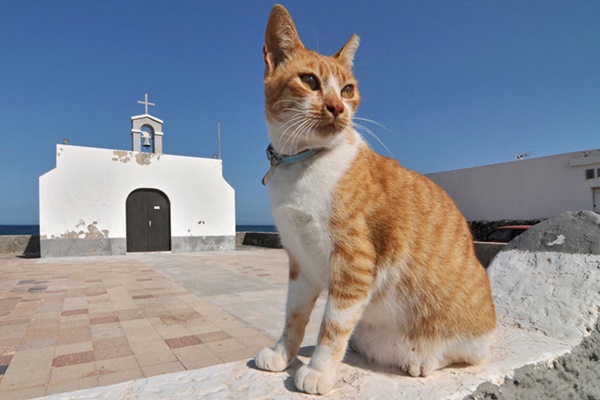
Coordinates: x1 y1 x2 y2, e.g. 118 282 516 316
165 335 202 349
52 351 94 367
61 309 89 317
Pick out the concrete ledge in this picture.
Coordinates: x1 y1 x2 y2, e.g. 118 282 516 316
40 237 126 258
0 235 40 255
171 235 236 252
37 235 236 257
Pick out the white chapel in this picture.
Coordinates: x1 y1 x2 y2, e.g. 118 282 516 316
39 95 236 258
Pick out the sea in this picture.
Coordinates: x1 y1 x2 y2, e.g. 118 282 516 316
235 225 277 233
0 225 277 235
0 225 40 235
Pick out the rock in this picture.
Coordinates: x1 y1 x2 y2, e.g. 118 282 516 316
472 211 600 399
504 210 600 254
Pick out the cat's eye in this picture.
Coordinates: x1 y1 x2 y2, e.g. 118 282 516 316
300 74 320 91
341 85 354 99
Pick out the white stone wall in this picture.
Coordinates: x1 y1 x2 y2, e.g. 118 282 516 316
39 145 235 256
427 149 600 221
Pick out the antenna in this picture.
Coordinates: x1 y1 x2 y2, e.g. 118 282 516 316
516 151 532 160
217 123 221 159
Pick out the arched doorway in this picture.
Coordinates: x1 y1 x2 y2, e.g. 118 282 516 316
126 189 171 252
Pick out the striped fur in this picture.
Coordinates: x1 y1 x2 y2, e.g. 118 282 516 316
255 5 496 395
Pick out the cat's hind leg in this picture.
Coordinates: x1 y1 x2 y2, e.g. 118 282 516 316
401 334 491 377
255 256 321 372
352 321 491 377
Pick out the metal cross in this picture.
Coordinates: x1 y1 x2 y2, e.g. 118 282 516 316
137 93 155 114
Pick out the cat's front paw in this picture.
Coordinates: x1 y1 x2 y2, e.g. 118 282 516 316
294 364 336 395
255 347 290 372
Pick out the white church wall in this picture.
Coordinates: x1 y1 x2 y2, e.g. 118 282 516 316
40 144 235 257
427 149 600 221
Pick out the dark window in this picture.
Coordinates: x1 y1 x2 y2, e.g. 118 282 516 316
586 169 595 179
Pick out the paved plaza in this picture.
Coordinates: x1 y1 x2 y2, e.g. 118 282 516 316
0 247 325 400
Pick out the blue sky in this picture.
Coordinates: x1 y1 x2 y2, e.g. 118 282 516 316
1 1 599 225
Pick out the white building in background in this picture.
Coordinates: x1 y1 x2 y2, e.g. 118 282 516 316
39 95 235 258
427 149 600 221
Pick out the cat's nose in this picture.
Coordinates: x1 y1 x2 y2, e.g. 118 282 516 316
326 101 344 118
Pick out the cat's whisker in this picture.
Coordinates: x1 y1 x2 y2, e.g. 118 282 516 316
281 124 304 154
277 112 308 132
274 99 308 108
279 119 308 153
354 122 396 159
286 118 316 154
274 101 310 115
284 121 302 150
280 108 311 118
275 107 324 154
278 113 307 129
353 117 399 138
294 119 319 152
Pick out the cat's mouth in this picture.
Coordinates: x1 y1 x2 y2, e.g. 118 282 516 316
315 116 349 137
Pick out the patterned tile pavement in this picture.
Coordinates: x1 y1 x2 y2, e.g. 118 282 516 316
0 247 326 400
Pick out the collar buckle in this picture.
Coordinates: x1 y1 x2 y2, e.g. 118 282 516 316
266 144 283 167
262 143 321 186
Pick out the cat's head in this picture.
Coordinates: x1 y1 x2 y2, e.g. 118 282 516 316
263 4 360 155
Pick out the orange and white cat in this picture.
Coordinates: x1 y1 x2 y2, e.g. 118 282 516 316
255 4 496 395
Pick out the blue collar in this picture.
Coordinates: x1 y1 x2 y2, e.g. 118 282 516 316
262 144 321 185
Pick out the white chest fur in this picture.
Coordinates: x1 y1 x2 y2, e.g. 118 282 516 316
268 135 360 286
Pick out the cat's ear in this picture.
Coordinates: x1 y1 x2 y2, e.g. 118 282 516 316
333 34 360 68
264 4 304 74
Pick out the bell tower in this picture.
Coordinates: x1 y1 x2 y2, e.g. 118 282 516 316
131 94 164 153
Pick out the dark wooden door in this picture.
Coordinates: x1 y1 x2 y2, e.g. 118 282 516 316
126 189 171 252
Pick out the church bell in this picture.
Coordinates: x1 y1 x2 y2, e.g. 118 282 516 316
141 133 152 148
